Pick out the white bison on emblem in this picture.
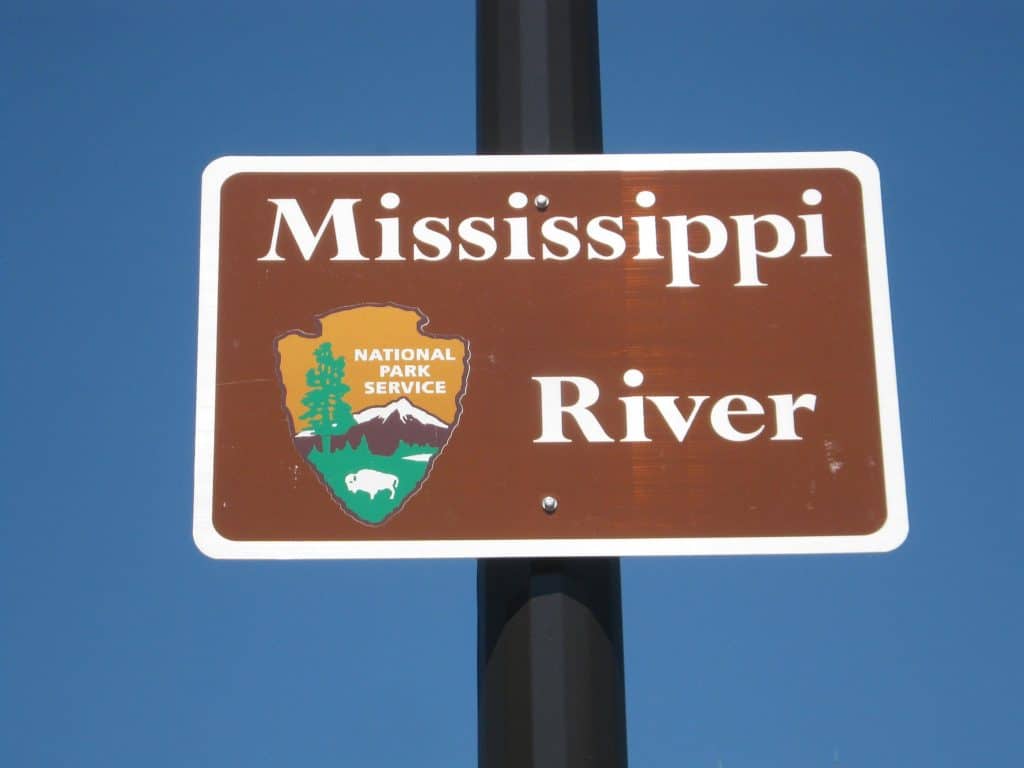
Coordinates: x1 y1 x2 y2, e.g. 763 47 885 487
344 469 399 500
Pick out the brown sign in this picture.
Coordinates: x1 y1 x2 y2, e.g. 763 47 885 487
194 153 906 558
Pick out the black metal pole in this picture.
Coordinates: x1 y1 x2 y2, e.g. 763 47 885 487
476 3 627 767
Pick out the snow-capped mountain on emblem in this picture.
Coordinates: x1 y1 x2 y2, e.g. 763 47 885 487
295 397 451 457
353 397 448 427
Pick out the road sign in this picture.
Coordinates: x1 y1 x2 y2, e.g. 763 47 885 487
194 152 907 558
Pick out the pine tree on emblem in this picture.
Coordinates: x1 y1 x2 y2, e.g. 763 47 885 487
300 342 354 453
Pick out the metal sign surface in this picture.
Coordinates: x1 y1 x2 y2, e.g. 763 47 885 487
194 152 906 558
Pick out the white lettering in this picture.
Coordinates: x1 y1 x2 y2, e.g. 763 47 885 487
260 198 366 262
413 217 452 261
632 190 663 261
586 216 626 261
258 189 834 292
647 396 709 442
533 376 614 443
458 217 498 261
619 369 650 442
768 393 817 440
541 216 581 261
799 189 831 258
709 395 765 441
732 214 796 286
664 215 728 287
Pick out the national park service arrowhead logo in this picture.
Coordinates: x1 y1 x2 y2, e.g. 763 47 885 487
275 305 469 525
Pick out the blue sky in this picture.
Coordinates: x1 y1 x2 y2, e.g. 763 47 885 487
2 2 1021 766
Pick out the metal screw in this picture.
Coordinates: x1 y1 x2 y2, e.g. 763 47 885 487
541 495 558 514
534 194 550 211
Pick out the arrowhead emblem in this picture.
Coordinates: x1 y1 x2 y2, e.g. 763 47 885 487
275 304 469 525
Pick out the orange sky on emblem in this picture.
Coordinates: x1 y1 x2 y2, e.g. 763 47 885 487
277 305 468 429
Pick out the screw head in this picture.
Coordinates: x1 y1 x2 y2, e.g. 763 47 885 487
534 194 550 211
541 495 558 514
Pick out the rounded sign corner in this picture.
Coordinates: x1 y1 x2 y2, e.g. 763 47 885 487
201 156 247 195
834 150 882 192
192 514 240 560
872 511 910 553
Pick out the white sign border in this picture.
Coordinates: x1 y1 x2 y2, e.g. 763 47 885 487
194 151 907 559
